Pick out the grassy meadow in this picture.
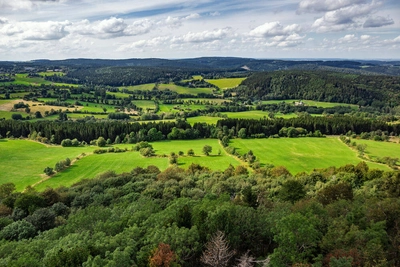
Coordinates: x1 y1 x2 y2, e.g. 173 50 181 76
0 140 93 191
1 74 77 87
205 78 246 89
261 99 359 109
354 139 400 162
230 137 389 174
0 139 241 191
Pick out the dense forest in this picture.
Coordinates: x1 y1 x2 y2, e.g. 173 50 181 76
0 162 399 266
1 116 399 145
232 71 400 105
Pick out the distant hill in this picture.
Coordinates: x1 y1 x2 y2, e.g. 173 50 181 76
1 57 399 76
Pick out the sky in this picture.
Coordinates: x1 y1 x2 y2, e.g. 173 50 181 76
0 0 399 61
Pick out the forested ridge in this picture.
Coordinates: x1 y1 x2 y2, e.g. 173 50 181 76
233 71 400 105
1 116 400 144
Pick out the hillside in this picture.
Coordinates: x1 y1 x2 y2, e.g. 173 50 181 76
232 70 400 105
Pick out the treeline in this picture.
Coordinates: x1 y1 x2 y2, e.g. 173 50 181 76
231 70 400 106
1 115 400 144
51 66 197 86
0 162 399 266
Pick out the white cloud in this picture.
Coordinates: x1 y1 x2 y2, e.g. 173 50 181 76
311 1 381 32
0 20 70 40
67 17 154 38
163 13 200 28
249 21 301 38
297 0 366 13
363 16 394 28
338 34 357 43
174 28 231 43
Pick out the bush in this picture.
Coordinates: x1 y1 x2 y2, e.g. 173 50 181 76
0 220 37 241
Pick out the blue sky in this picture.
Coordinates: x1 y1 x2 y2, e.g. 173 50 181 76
0 0 399 60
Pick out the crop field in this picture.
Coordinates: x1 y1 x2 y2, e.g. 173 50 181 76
205 78 246 89
186 116 220 125
230 137 389 174
354 139 400 161
261 99 358 109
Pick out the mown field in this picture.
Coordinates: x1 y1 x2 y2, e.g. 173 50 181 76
0 139 241 191
355 139 400 161
0 140 93 191
205 77 246 89
230 137 389 174
0 137 395 191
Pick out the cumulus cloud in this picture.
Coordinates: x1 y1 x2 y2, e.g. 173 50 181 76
338 34 357 43
163 13 200 28
0 0 66 10
311 1 381 32
173 28 231 43
297 0 366 13
363 16 394 28
249 21 301 38
0 20 70 40
248 21 305 48
68 17 154 38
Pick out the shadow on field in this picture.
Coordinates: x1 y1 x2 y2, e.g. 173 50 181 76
0 139 8 143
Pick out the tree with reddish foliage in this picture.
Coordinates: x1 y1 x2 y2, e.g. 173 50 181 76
149 243 178 267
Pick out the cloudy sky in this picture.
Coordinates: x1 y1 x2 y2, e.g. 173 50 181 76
0 0 399 61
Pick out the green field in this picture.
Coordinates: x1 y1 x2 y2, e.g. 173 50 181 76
354 139 400 162
261 99 359 109
0 140 93 191
150 139 241 170
133 100 156 110
230 137 389 174
0 110 27 120
121 83 156 91
186 116 220 125
1 74 77 87
158 103 207 113
205 78 246 89
221 110 269 119
120 83 214 95
35 152 169 191
158 83 214 95
0 139 241 191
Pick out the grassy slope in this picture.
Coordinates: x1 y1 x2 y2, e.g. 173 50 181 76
205 78 246 89
150 139 241 170
354 139 400 161
0 140 93 191
261 99 359 109
36 152 169 190
230 137 389 174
